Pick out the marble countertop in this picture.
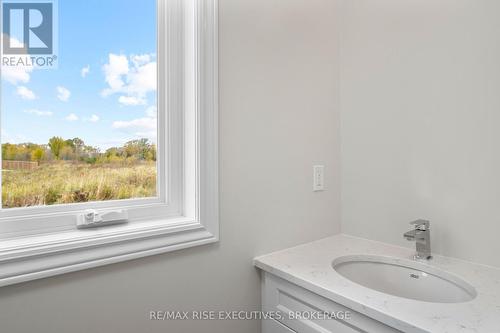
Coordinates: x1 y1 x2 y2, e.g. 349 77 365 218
254 234 500 333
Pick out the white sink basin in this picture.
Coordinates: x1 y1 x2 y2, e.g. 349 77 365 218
332 255 477 303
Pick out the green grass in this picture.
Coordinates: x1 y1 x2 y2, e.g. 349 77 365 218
2 162 157 208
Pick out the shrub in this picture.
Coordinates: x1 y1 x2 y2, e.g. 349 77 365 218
45 187 61 205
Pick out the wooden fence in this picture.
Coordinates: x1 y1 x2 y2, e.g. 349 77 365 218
2 160 39 170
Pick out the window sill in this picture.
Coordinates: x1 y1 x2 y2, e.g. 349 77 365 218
0 217 218 287
0 0 219 288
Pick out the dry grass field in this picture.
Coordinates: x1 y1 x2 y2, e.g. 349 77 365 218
2 162 157 208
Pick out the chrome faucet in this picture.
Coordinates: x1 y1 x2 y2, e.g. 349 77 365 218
404 220 432 260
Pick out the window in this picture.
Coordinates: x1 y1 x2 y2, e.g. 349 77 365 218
0 0 218 287
2 0 160 210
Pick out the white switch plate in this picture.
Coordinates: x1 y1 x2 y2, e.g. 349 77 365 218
313 165 325 191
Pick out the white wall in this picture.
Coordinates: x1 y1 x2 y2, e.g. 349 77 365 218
340 0 500 267
0 1 341 332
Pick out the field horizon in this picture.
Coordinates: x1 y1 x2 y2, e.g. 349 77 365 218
2 161 157 209
1 137 158 209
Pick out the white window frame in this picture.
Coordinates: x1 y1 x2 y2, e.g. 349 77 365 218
0 0 218 287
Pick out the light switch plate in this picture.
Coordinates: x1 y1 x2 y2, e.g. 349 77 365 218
313 165 325 191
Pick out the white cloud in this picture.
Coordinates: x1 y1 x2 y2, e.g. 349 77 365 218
127 61 156 96
112 106 157 140
65 113 79 121
131 54 152 67
2 66 33 85
24 109 53 116
1 35 34 85
101 53 157 106
82 114 99 123
81 65 90 78
57 86 71 101
8 37 24 48
88 114 100 123
16 86 37 100
118 95 146 106
112 117 156 130
102 54 129 94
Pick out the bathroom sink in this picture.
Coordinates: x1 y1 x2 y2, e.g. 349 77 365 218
332 255 477 303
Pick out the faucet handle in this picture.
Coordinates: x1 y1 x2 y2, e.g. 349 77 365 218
410 219 430 231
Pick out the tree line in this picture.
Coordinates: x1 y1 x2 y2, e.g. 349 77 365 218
2 137 156 164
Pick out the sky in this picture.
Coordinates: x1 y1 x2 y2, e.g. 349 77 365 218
1 0 158 150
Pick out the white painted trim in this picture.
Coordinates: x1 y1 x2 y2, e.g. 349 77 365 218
0 0 219 287
0 219 216 287
0 0 176 232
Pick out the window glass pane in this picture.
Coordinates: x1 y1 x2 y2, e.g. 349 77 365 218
1 0 158 208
